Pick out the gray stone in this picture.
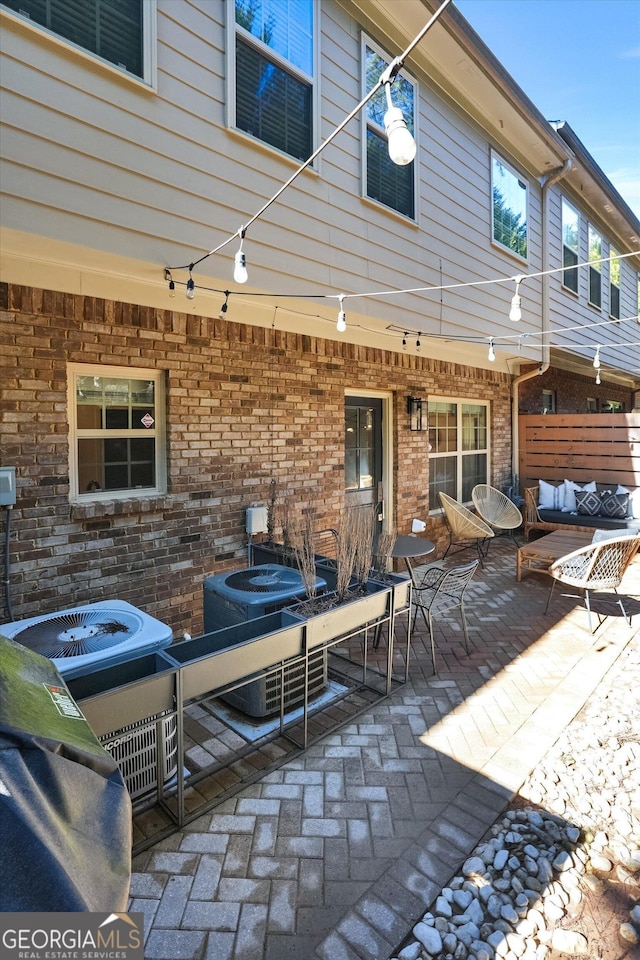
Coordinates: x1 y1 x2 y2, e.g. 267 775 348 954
413 921 442 956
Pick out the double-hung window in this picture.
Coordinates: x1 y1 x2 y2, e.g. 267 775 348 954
3 0 151 81
68 364 166 502
491 152 528 260
609 247 621 319
363 37 416 219
588 225 602 309
232 0 314 162
428 399 489 508
561 198 579 293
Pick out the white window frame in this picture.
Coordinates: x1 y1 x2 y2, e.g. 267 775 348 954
561 197 580 294
361 33 418 221
609 246 621 320
542 389 556 414
1 0 157 88
490 150 529 263
226 0 318 163
427 397 490 511
67 363 166 504
588 224 603 309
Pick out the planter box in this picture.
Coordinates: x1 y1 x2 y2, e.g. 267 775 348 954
288 580 392 651
166 611 304 702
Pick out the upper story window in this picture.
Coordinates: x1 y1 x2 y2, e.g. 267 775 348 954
233 0 314 162
363 38 416 219
428 399 489 508
3 0 147 80
68 364 166 503
588 224 602 309
610 247 621 319
561 198 579 293
491 152 528 260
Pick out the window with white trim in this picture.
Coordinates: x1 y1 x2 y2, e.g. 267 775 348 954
561 198 579 294
491 152 528 260
68 364 166 502
588 224 602 308
428 399 489 508
232 0 314 162
542 389 556 414
3 0 150 80
609 247 621 319
363 37 416 219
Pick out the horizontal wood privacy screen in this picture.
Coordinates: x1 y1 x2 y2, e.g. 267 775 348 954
518 413 640 493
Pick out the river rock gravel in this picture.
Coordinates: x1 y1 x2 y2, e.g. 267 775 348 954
392 634 640 960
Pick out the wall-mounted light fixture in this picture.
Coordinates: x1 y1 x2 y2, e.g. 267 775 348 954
407 396 426 431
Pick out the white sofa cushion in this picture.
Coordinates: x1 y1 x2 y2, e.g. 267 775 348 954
538 479 565 510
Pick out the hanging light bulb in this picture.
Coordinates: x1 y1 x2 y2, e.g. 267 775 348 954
233 229 248 284
186 273 195 300
218 292 229 320
595 370 601 385
402 332 407 350
488 338 495 362
509 275 523 322
593 346 601 369
416 334 421 352
383 82 417 166
164 268 176 299
336 295 346 332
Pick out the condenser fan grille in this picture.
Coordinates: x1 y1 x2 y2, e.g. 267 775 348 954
225 567 304 594
14 609 142 659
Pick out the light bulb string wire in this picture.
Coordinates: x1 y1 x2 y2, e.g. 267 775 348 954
164 0 452 274
166 249 638 320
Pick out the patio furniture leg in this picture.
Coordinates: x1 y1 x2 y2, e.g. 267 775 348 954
544 580 557 615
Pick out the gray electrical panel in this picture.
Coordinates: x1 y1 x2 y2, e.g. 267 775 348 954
0 467 16 506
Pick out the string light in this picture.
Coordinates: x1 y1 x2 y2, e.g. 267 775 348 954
233 230 248 284
488 338 495 362
164 268 176 299
402 332 407 350
595 369 601 385
509 275 523 321
218 292 229 319
186 270 195 300
336 295 346 332
416 333 422 351
593 346 601 369
382 70 417 166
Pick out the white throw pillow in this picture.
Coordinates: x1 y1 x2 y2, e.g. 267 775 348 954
617 484 640 519
538 479 565 511
563 479 596 513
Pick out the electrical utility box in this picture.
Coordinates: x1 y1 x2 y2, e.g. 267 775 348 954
0 467 16 506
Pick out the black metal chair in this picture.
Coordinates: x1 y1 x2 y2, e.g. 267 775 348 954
412 559 479 672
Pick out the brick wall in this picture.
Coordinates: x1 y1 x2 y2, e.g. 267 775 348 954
0 283 512 637
517 364 633 414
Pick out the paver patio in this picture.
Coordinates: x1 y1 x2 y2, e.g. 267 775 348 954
128 535 640 960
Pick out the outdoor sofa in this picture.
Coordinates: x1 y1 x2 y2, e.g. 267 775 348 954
523 479 640 541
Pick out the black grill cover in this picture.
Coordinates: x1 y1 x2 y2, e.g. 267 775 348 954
0 633 131 911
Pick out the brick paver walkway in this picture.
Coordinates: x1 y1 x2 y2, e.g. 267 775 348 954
129 537 640 959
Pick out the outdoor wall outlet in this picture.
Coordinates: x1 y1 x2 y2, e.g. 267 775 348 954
246 505 268 535
0 467 17 506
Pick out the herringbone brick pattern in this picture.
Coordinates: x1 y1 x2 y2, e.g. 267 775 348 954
129 537 640 959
